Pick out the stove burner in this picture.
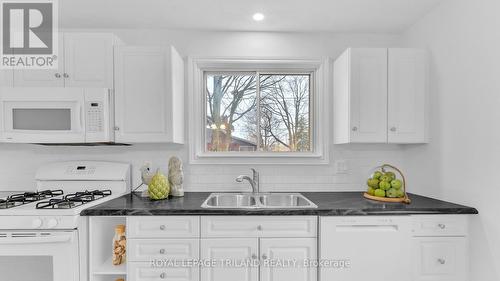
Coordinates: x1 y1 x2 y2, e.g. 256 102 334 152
36 189 112 209
0 190 64 209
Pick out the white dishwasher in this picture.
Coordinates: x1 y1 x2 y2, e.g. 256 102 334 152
320 216 411 281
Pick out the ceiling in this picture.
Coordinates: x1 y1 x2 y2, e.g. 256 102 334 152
59 0 444 33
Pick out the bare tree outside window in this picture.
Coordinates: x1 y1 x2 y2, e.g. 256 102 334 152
205 72 312 153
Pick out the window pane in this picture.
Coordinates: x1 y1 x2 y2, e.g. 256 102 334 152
259 74 311 152
206 73 257 152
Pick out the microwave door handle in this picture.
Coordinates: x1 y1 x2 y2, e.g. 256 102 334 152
0 235 73 244
79 104 84 131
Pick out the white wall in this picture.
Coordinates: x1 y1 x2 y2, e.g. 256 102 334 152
402 0 500 280
0 30 408 192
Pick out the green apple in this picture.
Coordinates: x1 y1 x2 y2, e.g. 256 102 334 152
385 172 396 181
380 175 391 182
374 189 386 197
386 188 398 198
372 171 383 179
367 187 376 196
396 189 405 198
379 181 391 191
390 179 402 190
367 178 380 188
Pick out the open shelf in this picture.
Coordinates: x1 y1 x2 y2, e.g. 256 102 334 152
94 256 126 275
89 216 127 281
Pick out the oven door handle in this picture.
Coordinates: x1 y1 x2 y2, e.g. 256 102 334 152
0 235 73 244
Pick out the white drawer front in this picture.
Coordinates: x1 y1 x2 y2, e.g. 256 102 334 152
128 216 200 238
412 237 467 281
201 216 317 238
129 239 199 261
129 262 199 281
411 215 468 236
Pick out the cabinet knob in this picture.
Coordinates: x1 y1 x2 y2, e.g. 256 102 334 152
55 73 61 78
251 254 258 260
159 248 165 254
262 254 268 260
257 225 263 231
352 126 358 132
437 223 446 229
63 73 69 78
160 273 166 279
159 225 166 230
437 258 446 265
114 126 120 131
390 127 397 132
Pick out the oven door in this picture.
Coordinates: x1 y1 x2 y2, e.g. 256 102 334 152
0 88 85 143
0 231 79 281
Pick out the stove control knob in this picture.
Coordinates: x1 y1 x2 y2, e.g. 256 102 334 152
47 218 58 228
31 218 43 228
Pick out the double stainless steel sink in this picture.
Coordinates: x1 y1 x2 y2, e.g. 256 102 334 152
201 193 318 209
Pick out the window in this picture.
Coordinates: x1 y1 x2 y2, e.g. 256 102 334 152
189 58 329 164
205 72 312 153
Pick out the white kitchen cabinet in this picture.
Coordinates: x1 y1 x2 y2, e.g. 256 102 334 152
13 32 115 88
129 263 198 281
320 216 412 281
388 48 429 143
13 38 64 87
260 238 317 281
127 216 199 238
201 238 259 281
333 48 428 144
0 69 13 87
333 48 388 143
411 237 467 281
63 33 114 88
114 46 184 144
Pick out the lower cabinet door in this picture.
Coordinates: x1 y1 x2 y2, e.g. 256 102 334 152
128 262 199 281
412 237 467 281
201 238 258 281
260 238 317 281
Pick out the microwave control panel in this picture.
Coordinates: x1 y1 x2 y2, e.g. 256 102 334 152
86 101 104 132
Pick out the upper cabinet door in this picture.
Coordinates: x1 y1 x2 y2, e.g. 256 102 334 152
349 48 388 143
63 33 114 88
0 69 13 87
13 36 64 87
388 48 428 143
114 46 184 144
260 238 317 281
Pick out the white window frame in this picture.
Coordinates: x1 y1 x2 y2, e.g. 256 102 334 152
188 57 330 165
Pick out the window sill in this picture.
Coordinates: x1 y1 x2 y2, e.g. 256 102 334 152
190 151 329 165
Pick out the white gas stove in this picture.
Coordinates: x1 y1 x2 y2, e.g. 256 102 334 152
0 161 130 229
0 161 130 281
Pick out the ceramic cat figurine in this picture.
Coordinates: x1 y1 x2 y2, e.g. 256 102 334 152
168 156 184 197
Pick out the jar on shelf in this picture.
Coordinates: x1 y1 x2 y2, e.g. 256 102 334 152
112 224 126 266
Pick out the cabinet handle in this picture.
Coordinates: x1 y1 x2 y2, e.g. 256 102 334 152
437 258 446 265
159 225 166 230
352 126 358 132
437 223 446 229
63 73 69 78
262 254 268 260
390 127 397 132
55 73 61 78
159 248 165 254
257 225 263 231
160 272 166 279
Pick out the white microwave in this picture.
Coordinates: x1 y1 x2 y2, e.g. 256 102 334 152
0 87 114 144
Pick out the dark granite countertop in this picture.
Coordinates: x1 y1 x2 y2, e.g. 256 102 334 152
81 192 478 216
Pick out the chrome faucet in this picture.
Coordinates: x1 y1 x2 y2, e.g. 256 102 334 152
235 168 260 194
